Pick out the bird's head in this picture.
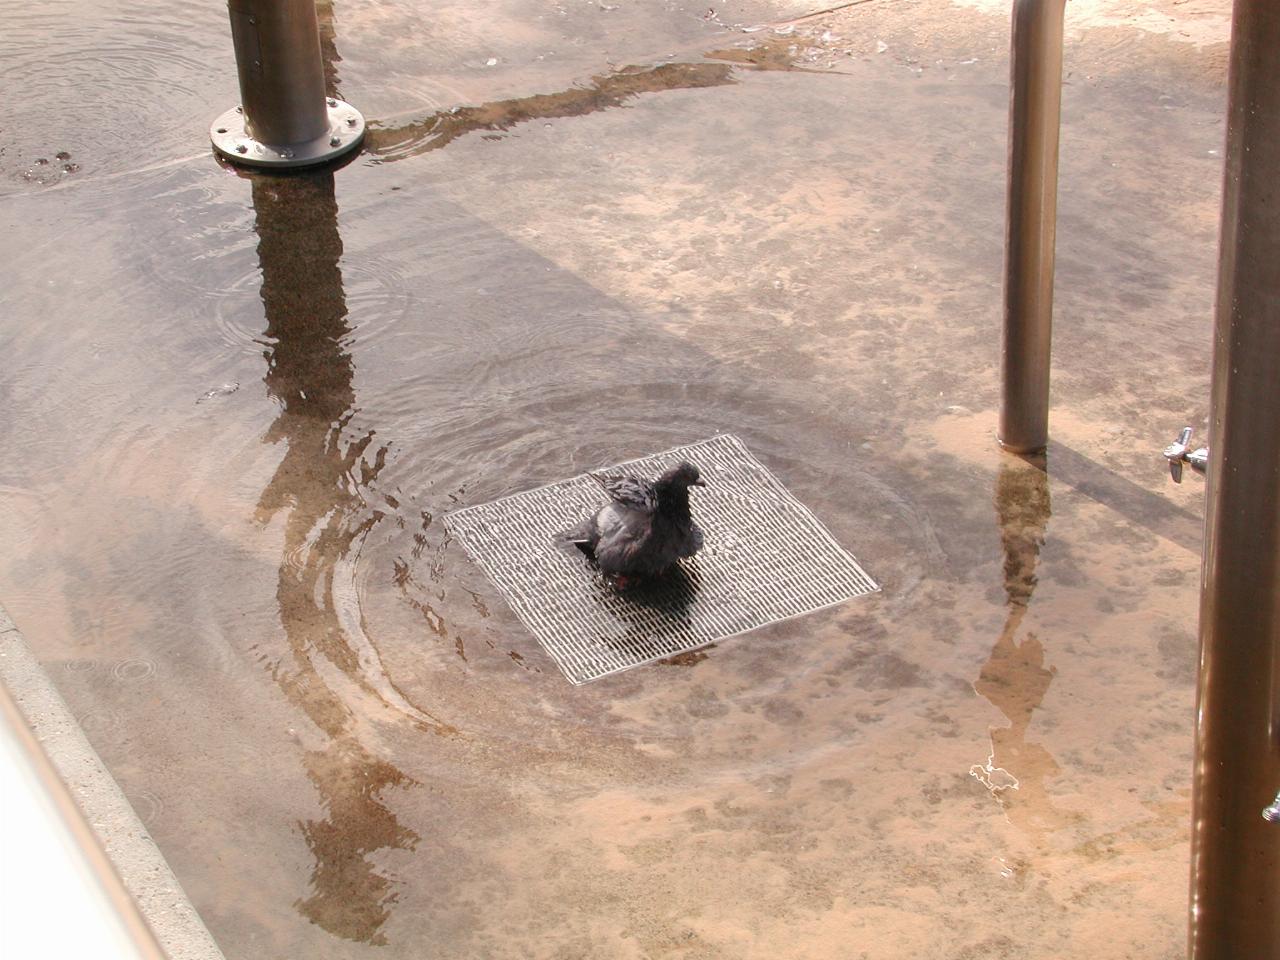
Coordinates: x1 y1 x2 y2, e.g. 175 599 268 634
658 460 705 490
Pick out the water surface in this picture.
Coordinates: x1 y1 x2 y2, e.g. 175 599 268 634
0 0 1225 956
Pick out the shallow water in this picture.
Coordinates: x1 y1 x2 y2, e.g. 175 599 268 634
0 0 1226 956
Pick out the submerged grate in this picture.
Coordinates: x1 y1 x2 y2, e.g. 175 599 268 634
444 435 879 684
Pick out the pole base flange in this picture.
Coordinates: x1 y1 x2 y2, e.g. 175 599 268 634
210 98 365 169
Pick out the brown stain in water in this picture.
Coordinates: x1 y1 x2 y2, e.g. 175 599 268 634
364 61 738 162
361 34 828 165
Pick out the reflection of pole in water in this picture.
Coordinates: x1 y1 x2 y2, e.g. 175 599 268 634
971 453 1067 837
250 169 419 946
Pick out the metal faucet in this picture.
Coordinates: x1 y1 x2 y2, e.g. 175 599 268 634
1264 790 1280 823
1163 426 1209 483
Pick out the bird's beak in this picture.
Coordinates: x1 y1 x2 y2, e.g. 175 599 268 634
691 479 706 487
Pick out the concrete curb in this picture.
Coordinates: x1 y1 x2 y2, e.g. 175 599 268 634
0 605 226 960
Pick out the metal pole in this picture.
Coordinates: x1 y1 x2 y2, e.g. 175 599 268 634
210 0 364 169
998 0 1067 454
1189 0 1280 955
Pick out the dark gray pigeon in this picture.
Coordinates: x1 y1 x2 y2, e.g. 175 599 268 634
562 460 706 583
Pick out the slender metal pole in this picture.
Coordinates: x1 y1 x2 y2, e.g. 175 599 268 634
1189 0 1280 955
230 0 329 145
210 0 364 169
998 0 1067 454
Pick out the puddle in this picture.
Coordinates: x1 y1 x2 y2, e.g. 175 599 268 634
0 0 1225 955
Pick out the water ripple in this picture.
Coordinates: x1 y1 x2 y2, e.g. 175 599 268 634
0 0 227 188
112 657 157 682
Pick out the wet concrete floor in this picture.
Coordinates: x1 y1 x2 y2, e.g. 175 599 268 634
0 0 1230 956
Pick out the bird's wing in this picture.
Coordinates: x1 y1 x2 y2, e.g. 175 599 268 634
590 473 657 514
594 509 655 575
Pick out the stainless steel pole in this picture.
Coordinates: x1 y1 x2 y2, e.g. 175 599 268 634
1189 0 1280 955
998 0 1067 454
210 0 364 168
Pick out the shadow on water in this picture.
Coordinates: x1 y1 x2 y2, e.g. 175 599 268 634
611 562 703 640
614 562 703 617
553 542 708 670
970 452 1071 839
1047 441 1202 554
247 166 439 945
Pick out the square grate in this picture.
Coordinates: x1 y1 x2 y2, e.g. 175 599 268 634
444 435 879 684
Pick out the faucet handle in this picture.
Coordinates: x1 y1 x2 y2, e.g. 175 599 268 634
1163 426 1209 484
1163 427 1194 483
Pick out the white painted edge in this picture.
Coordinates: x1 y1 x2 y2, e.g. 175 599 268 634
0 606 226 960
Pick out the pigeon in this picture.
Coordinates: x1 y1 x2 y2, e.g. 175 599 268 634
562 460 706 583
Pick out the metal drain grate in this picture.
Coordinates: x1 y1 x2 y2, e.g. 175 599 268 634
444 435 879 684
